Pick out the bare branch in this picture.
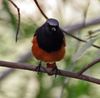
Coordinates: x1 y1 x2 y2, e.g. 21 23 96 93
78 58 100 75
61 29 100 49
83 0 90 26
0 51 32 80
0 60 100 84
33 0 48 19
9 0 20 42
63 17 100 33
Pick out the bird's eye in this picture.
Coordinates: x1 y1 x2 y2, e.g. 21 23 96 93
51 27 56 31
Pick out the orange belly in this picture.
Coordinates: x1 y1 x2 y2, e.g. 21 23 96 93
32 36 65 62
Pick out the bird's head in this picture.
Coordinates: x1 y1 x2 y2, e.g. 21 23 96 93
46 18 59 32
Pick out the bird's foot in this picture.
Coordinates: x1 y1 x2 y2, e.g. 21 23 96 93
35 61 42 73
51 66 61 77
47 63 61 77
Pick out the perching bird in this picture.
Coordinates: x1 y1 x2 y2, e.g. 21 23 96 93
32 18 65 73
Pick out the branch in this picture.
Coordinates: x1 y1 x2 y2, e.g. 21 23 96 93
0 51 32 80
63 17 100 33
82 0 90 26
0 60 100 84
9 0 20 42
33 0 48 19
61 29 100 49
78 58 100 75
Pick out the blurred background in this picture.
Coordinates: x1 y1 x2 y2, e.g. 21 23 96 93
0 0 100 98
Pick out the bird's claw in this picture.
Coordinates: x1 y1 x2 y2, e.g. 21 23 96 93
35 62 42 73
48 66 61 77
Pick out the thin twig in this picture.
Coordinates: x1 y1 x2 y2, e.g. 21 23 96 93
78 58 100 75
61 29 100 49
83 0 90 26
33 0 48 19
94 29 100 33
0 60 100 84
9 0 20 42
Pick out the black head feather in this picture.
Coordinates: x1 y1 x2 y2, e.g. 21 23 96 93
35 18 64 52
47 18 59 27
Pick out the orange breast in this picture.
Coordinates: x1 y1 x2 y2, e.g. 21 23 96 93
32 36 65 62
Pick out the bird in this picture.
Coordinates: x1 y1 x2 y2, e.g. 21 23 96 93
32 18 66 74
